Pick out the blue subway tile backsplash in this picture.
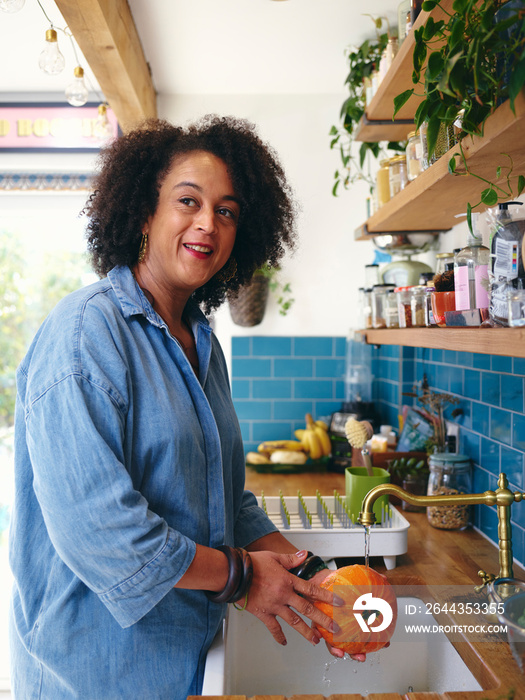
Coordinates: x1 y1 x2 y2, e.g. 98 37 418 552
232 335 525 566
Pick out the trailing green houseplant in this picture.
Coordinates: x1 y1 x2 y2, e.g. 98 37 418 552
330 16 405 197
393 0 525 230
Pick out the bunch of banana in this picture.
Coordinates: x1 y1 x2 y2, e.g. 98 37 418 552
295 413 332 460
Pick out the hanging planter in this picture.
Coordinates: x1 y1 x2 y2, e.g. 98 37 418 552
228 264 295 327
228 273 270 327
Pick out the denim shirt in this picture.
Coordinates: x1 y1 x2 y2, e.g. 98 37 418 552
9 265 276 700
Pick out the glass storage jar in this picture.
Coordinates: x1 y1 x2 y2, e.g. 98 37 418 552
394 285 415 328
362 288 373 329
376 159 392 208
385 290 400 328
435 252 455 277
410 285 427 326
389 155 408 198
406 129 422 181
421 121 456 167
371 284 396 328
424 285 436 326
427 453 472 530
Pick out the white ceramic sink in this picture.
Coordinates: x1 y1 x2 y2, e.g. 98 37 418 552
202 596 483 696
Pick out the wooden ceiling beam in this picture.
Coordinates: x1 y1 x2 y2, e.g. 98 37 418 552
54 0 157 132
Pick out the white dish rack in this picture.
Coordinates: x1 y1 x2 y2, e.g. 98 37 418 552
257 491 410 570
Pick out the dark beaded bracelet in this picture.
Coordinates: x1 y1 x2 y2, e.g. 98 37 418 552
205 545 253 605
290 551 328 580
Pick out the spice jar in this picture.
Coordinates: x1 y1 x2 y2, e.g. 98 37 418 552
410 285 427 327
427 454 471 530
435 252 455 277
363 288 373 329
385 290 400 328
394 285 415 328
389 154 408 198
376 159 392 208
405 130 422 181
371 284 396 328
424 286 436 326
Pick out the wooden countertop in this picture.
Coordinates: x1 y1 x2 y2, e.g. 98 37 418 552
190 470 525 700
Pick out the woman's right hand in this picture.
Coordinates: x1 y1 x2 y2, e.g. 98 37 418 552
243 549 341 648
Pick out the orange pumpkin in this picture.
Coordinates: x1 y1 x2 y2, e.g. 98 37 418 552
314 564 397 654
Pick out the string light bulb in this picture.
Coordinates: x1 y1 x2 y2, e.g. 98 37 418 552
0 0 25 12
38 27 65 74
65 66 89 106
93 103 114 143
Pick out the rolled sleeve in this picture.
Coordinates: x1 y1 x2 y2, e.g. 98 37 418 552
100 528 196 628
234 490 278 549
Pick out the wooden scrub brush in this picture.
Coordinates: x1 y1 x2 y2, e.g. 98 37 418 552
344 418 374 476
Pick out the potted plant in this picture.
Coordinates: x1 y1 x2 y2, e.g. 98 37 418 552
387 455 429 511
228 264 294 327
393 0 525 231
330 16 405 199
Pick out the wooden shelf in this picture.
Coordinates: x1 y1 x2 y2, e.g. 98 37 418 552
359 327 525 358
352 0 524 237
355 0 453 143
354 90 525 237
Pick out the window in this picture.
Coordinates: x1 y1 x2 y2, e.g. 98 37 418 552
0 194 96 692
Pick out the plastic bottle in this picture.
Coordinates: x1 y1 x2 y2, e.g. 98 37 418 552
489 201 525 326
453 213 490 311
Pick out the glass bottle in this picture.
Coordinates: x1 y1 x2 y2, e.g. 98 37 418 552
427 454 471 530
397 0 411 44
489 201 525 326
379 36 398 83
376 159 392 208
406 130 422 181
453 213 490 312
410 0 423 26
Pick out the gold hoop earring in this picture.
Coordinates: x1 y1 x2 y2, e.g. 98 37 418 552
215 257 237 284
138 233 148 263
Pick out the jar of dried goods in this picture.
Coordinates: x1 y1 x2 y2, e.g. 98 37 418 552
427 454 471 530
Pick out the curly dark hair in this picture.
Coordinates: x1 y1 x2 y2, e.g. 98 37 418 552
84 114 297 313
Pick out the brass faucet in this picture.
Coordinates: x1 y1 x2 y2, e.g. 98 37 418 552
358 472 523 584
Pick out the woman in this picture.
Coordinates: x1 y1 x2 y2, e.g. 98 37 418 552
9 116 347 700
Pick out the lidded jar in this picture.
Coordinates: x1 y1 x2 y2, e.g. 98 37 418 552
389 154 408 198
371 284 396 328
394 285 415 328
385 289 400 328
410 285 427 327
427 453 471 530
406 129 422 181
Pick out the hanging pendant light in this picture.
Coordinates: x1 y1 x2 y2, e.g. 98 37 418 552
93 103 114 143
0 0 25 12
38 27 65 75
65 66 89 106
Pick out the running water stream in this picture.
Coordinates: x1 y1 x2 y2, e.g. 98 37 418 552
364 525 370 567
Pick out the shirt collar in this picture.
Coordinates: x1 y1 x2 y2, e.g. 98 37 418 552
107 265 211 333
